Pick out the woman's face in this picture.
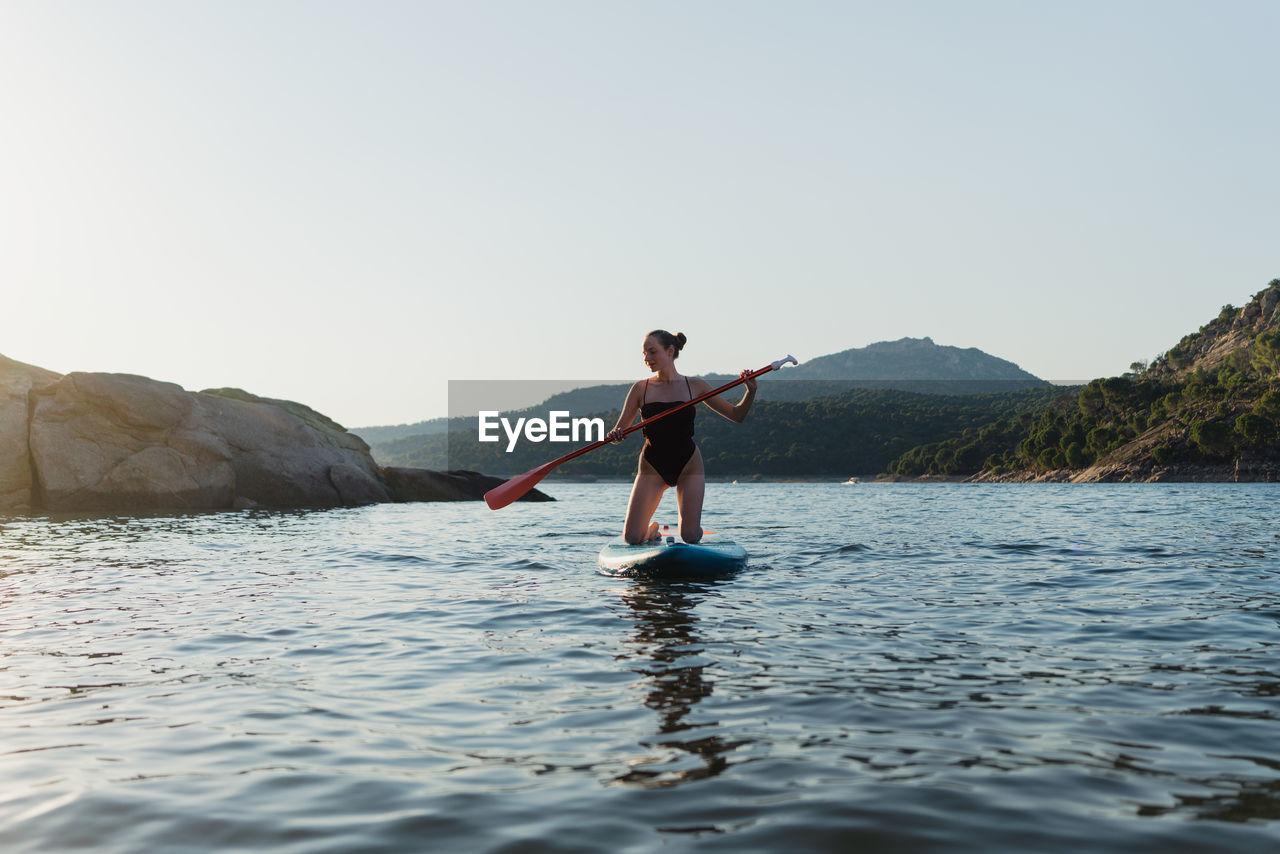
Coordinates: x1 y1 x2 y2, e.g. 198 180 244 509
642 336 673 373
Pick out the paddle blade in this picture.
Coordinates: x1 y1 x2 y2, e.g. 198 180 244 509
484 460 558 510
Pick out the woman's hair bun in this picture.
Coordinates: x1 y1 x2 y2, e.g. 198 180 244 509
647 329 687 357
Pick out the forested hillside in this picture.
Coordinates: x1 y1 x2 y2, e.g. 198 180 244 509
358 337 1046 447
889 279 1280 481
375 386 1062 479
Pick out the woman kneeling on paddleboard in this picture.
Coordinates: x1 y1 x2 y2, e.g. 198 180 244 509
605 330 757 545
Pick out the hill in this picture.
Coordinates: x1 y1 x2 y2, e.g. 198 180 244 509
374 385 1063 479
888 279 1280 481
350 418 450 445
779 337 1047 390
358 337 1047 455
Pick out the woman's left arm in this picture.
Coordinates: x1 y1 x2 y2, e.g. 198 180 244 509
694 371 758 423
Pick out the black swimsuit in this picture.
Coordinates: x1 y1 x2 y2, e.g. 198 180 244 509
640 377 697 487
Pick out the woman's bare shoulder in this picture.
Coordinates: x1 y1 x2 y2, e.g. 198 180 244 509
687 375 714 394
623 379 649 400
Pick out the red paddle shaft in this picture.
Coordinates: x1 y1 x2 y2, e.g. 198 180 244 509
483 354 799 510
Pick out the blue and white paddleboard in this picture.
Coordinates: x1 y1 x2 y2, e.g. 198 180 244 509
597 534 747 578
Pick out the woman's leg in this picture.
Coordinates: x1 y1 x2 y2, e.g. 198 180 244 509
623 468 667 544
674 448 706 543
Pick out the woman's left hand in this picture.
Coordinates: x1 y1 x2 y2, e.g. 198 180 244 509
740 369 758 392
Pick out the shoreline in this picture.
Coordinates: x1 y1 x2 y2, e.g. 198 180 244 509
518 470 1280 485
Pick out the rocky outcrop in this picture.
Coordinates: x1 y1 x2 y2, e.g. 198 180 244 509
27 372 389 512
381 467 553 502
194 386 390 509
1154 280 1280 376
0 355 62 512
1 353 551 513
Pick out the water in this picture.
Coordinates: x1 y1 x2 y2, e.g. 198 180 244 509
2 483 1279 852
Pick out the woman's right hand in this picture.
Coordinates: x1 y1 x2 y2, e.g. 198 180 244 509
606 428 625 444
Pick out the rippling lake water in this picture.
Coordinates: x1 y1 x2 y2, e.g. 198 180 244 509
3 483 1280 852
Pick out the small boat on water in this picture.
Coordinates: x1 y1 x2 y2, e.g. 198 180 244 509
841 477 861 484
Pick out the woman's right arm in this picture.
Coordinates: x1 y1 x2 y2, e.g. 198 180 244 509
606 381 643 443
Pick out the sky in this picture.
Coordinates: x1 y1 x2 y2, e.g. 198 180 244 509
2 1 1276 427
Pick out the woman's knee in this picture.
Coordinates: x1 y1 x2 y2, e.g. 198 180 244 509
678 510 702 543
679 522 702 544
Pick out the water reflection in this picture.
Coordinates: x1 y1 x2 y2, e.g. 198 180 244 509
1138 759 1280 823
614 582 744 787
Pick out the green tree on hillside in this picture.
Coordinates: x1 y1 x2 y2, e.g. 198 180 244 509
1253 331 1280 376
1190 419 1234 456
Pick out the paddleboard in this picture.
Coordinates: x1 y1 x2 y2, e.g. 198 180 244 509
597 535 747 578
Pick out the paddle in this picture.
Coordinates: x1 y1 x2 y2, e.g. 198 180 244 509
484 354 798 510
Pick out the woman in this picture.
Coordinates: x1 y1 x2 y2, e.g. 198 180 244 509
605 330 758 545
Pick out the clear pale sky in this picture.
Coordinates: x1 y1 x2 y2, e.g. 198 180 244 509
3 1 1276 427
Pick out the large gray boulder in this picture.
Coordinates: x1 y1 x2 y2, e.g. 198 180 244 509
2 353 549 513
28 373 389 512
197 387 389 509
29 372 236 512
0 355 62 512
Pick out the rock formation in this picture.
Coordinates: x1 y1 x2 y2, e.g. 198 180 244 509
1 355 62 513
0 355 550 514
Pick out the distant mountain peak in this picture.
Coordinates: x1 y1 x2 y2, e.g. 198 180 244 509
785 337 1045 387
861 336 936 352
